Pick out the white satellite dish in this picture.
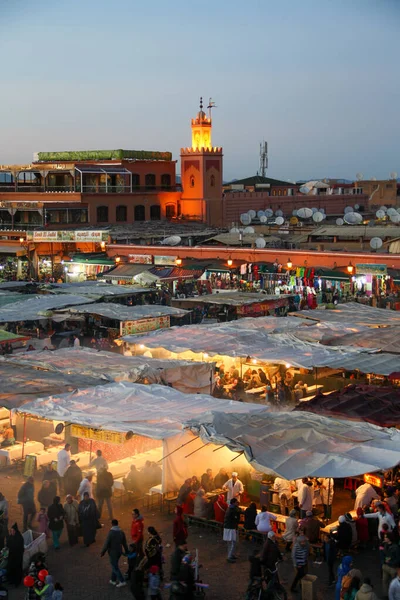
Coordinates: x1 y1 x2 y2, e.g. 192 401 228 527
255 237 266 248
387 207 397 216
299 185 310 194
390 213 400 223
321 212 327 220
311 207 319 214
292 209 298 216
248 210 256 219
240 213 252 225
371 177 377 181
379 206 387 212
264 208 274 218
275 216 284 225
356 172 364 181
297 207 313 219
312 211 324 223
243 226 255 234
344 206 353 214
229 227 240 234
370 237 383 250
376 210 386 219
390 172 398 180
275 209 283 217
319 208 325 213
336 218 344 226
259 215 268 223
344 212 363 225
257 210 265 218
354 204 360 210
162 235 181 246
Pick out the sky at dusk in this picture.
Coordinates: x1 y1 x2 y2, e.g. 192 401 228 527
1 0 399 182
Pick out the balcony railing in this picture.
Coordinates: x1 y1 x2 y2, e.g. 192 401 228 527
0 184 181 194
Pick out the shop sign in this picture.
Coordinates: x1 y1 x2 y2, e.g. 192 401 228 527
27 230 109 242
128 254 153 264
236 298 288 316
363 473 383 488
0 201 44 210
356 264 387 276
120 315 170 337
71 424 125 444
154 255 177 266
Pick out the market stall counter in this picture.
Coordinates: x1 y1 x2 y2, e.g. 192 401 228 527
0 441 44 466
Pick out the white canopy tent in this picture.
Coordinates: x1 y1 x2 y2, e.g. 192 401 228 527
16 383 265 492
291 303 400 328
0 295 95 323
188 410 400 479
59 303 189 321
3 348 214 394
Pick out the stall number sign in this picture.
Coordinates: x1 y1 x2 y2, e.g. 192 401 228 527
120 316 170 337
364 473 383 487
71 424 125 445
128 254 153 264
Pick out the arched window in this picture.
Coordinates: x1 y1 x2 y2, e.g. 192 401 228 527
145 174 156 189
190 176 195 188
116 205 127 222
131 173 140 189
161 174 171 189
97 206 109 223
210 174 215 187
134 205 146 221
150 205 161 220
166 204 176 219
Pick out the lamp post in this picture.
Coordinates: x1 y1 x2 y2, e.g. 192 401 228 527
347 261 354 274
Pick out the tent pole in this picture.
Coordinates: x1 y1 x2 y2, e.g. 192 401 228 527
157 436 200 462
22 414 27 460
185 443 210 459
327 477 331 522
89 440 93 463
212 445 226 452
230 451 244 462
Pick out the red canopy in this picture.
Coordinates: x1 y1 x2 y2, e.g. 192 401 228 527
294 384 400 428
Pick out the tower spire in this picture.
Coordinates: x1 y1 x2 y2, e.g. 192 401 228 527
199 96 203 111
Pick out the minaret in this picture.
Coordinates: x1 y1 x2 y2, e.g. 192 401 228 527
180 97 223 226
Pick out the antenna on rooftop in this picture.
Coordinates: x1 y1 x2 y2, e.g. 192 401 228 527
259 141 268 177
207 98 217 120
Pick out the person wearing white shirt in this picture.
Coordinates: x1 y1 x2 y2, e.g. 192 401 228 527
255 505 277 535
78 473 94 499
389 567 400 600
57 443 71 485
73 335 80 348
354 483 379 510
89 450 108 473
299 479 313 518
365 502 395 536
273 477 293 515
320 478 334 519
223 472 244 502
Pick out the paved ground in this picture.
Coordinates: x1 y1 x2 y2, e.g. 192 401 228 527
2 472 385 600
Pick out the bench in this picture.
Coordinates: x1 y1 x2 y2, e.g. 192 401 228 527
163 495 178 514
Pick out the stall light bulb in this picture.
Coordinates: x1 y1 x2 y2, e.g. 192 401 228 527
203 353 209 358
139 344 145 349
252 359 257 364
285 363 291 368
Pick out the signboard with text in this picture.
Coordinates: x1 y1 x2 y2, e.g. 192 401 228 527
26 230 109 243
128 254 153 264
70 424 125 444
154 255 177 266
120 315 170 337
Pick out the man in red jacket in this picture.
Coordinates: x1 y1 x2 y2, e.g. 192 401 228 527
131 508 144 552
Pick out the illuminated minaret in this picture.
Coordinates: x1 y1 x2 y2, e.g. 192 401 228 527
180 97 223 226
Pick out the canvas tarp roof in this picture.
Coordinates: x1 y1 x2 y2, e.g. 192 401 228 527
322 326 400 354
187 410 400 479
0 361 105 409
99 264 154 280
16 382 265 439
3 348 213 394
0 330 30 344
0 295 96 323
60 303 189 322
41 282 149 298
290 303 400 328
294 385 400 428
175 292 290 307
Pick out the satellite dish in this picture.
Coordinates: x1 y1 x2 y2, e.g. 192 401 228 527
257 210 265 218
390 213 400 223
371 177 377 181
344 212 363 225
275 216 284 225
290 216 299 225
259 215 268 223
368 220 375 227
255 237 266 248
321 213 327 220
354 204 360 210
311 207 319 214
336 218 344 226
390 172 398 180
387 207 397 216
344 206 353 214
312 211 324 223
243 226 255 234
229 227 240 234
376 210 386 219
299 185 310 194
162 235 181 246
356 172 364 181
292 209 298 216
240 213 252 225
248 210 256 219
297 207 313 219
379 206 387 213
125 430 134 441
275 209 283 217
264 208 274 217
319 208 325 213
370 237 383 250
